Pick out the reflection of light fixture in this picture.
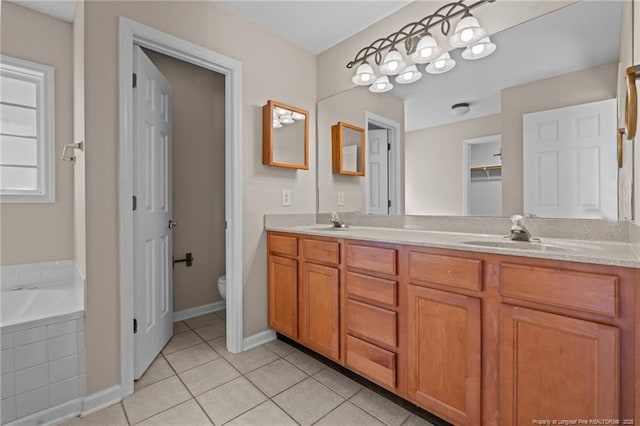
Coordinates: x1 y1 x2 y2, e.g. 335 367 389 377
352 62 376 85
272 119 282 128
274 107 288 116
369 76 393 93
395 65 422 84
279 114 294 124
380 49 406 75
291 112 305 120
347 0 494 92
462 36 496 60
449 12 486 47
451 102 470 116
426 52 456 74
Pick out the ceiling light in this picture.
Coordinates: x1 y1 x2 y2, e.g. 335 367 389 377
425 52 456 74
291 112 305 120
449 12 486 48
279 114 294 124
410 34 442 64
461 36 496 60
451 102 470 116
395 65 422 84
369 76 393 93
272 119 282 128
380 49 406 76
352 62 376 86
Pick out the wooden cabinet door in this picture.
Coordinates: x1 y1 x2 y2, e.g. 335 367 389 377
501 305 619 425
300 262 340 360
407 285 481 426
267 255 298 338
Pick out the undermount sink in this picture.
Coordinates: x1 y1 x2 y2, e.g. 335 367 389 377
462 240 571 252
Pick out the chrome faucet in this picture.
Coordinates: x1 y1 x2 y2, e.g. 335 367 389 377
329 212 348 228
507 215 539 242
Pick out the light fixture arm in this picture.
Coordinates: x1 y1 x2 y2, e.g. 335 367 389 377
347 0 495 69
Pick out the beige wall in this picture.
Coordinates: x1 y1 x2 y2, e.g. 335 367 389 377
144 50 225 312
0 3 74 265
317 1 576 100
405 114 501 215
83 1 316 393
501 62 618 215
317 88 404 213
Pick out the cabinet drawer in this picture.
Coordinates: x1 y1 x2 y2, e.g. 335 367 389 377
409 251 482 291
347 299 397 348
347 244 396 275
500 263 619 317
346 272 397 308
346 335 396 390
302 238 340 265
269 234 297 257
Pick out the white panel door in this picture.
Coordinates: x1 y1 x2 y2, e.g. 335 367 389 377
133 46 174 379
367 129 389 214
523 99 617 220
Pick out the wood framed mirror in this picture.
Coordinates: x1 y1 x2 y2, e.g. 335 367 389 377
332 121 365 176
263 100 309 169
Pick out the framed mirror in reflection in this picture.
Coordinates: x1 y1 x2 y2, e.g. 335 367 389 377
332 121 365 176
316 1 631 221
263 100 309 169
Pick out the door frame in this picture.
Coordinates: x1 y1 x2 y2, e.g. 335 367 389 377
462 134 501 215
118 17 243 398
364 111 402 214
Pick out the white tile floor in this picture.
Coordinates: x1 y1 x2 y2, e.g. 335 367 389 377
62 311 436 426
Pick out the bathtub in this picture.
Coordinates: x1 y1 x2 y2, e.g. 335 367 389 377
1 261 85 425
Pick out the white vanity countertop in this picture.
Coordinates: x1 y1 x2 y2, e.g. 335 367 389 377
265 224 640 268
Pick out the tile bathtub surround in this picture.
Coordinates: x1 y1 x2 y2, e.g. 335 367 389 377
0 260 83 290
1 318 85 424
62 312 441 426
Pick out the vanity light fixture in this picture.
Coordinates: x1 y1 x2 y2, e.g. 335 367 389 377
291 112 306 120
347 0 496 92
272 119 282 128
279 114 294 124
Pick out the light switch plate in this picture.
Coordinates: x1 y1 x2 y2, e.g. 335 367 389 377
337 192 345 206
281 189 291 207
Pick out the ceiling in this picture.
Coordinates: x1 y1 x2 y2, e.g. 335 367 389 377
8 0 76 22
394 1 623 131
215 0 412 55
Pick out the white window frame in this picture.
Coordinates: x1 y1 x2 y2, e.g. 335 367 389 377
0 55 55 203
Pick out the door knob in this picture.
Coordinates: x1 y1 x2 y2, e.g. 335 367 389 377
168 220 178 229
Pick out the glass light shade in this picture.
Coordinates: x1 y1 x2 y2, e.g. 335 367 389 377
369 76 393 93
279 114 294 124
449 14 486 48
352 62 376 86
272 119 282 128
461 37 496 60
274 107 289 116
291 112 305 120
425 52 456 74
409 34 442 64
395 65 422 84
379 49 406 75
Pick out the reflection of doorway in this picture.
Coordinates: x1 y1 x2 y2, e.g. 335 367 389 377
365 112 401 214
463 135 502 216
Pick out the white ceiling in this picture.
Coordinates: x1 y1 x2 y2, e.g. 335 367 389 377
394 1 623 131
214 0 412 54
8 0 76 22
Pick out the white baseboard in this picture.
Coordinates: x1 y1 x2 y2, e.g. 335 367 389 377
81 384 122 416
243 329 276 351
7 397 83 426
173 301 226 322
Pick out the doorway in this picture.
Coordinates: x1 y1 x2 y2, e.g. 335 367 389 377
463 135 502 216
365 112 401 215
119 17 243 398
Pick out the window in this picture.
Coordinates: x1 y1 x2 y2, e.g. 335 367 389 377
0 55 54 202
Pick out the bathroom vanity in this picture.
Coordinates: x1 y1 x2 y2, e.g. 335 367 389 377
265 225 640 426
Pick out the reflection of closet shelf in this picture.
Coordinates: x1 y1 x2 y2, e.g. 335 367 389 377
470 164 502 180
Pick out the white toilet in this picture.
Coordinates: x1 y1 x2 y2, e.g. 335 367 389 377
217 275 226 300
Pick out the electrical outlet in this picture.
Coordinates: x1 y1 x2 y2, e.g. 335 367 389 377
281 189 291 207
337 192 345 206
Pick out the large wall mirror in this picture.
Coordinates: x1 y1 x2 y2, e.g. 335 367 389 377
263 100 309 169
317 0 632 221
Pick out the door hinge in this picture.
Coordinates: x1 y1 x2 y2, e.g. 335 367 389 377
133 73 137 88
132 195 137 211
387 142 391 151
133 318 138 334
388 199 392 208
225 220 227 230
